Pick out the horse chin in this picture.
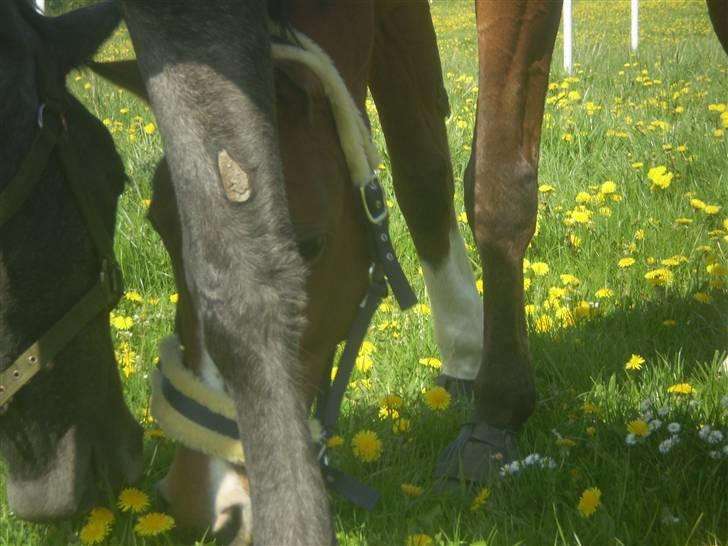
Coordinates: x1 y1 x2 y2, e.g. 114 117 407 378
5 425 94 521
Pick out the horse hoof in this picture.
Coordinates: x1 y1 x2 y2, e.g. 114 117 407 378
433 422 519 485
435 374 474 401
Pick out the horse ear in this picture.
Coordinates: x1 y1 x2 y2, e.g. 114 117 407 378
43 1 121 76
88 60 149 102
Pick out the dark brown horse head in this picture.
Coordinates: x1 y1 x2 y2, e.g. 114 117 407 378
0 0 143 521
90 41 371 541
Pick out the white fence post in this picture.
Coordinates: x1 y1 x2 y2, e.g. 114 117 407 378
563 0 573 74
631 0 639 51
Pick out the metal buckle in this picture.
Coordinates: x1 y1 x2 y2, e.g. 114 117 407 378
359 173 388 225
100 258 123 307
37 103 67 133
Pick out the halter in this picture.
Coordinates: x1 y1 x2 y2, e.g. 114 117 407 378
0 69 123 413
151 25 417 510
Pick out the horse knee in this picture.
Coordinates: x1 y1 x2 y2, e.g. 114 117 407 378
472 156 538 260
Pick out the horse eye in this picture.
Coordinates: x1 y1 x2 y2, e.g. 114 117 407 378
297 233 327 264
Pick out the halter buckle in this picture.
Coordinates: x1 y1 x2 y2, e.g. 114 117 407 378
100 258 124 308
360 173 388 225
37 103 67 133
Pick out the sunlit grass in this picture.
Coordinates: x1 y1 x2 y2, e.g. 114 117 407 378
1 0 727 545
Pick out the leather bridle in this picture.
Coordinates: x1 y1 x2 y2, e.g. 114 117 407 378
0 85 123 413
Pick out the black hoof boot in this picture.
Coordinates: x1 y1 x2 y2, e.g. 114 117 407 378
435 374 475 401
433 422 519 485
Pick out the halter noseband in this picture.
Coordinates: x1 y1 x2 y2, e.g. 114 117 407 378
0 90 123 413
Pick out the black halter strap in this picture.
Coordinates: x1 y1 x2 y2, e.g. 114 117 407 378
0 91 122 412
313 174 416 510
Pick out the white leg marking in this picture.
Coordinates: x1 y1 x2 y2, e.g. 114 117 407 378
421 226 483 381
198 349 252 539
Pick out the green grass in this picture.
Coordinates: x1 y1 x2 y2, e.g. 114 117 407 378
2 0 727 544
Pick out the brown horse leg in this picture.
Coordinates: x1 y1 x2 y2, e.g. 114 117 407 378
707 0 728 54
369 0 483 395
436 0 562 483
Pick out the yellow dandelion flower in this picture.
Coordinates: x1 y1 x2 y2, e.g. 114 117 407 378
458 211 468 223
535 314 554 333
531 262 550 276
414 303 431 316
582 402 599 414
618 257 635 268
573 300 593 320
595 287 613 299
393 418 410 434
523 277 532 290
674 217 693 225
110 314 133 330
355 354 374 373
79 520 110 545
406 534 433 546
693 292 712 304
117 487 150 513
134 512 175 537
625 354 645 370
351 430 383 463
714 128 724 138
708 103 727 112
470 487 490 512
169 293 179 304
475 278 484 295
577 487 602 518
704 204 721 215
600 181 617 195
668 383 695 395
539 184 556 193
359 340 376 355
571 209 592 223
575 191 591 204
401 483 424 497
143 122 156 135
326 435 344 449
627 419 650 437
631 161 644 168
87 507 114 527
560 273 580 286
647 165 673 190
423 386 451 410
690 198 706 210
124 290 143 302
418 357 442 369
644 268 673 287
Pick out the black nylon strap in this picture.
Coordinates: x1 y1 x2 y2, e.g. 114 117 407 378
318 280 387 432
0 126 58 228
0 262 119 408
361 177 417 311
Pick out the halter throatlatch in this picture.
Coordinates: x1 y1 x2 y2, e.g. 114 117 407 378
0 98 123 413
151 25 417 510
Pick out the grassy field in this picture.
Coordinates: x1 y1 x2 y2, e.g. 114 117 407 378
2 0 727 545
